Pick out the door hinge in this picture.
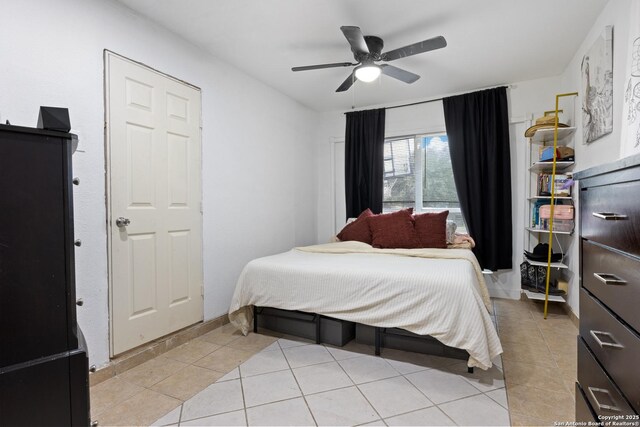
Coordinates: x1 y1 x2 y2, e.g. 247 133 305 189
200 285 204 297
200 202 203 214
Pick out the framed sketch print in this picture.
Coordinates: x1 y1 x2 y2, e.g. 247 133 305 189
623 1 640 156
581 25 613 144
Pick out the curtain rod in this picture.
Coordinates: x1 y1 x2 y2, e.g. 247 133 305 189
343 84 514 114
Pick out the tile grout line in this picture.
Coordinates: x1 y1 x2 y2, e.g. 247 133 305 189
177 406 248 425
395 349 506 424
495 305 514 427
278 338 320 427
378 403 452 425
283 340 507 423
324 343 387 424
483 387 509 410
497 299 577 424
175 328 267 425
535 305 578 399
237 364 249 427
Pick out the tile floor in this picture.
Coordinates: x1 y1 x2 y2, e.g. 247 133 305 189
90 297 578 426
493 298 578 426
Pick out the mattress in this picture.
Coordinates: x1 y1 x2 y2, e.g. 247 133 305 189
228 241 502 370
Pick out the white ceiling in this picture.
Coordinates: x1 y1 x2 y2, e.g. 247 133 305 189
117 0 608 112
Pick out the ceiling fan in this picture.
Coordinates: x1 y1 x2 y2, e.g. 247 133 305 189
291 26 447 92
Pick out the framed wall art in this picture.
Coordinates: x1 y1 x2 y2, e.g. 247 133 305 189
581 25 613 144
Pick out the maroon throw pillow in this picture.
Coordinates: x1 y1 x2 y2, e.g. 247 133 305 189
337 209 375 244
369 209 421 249
413 211 449 248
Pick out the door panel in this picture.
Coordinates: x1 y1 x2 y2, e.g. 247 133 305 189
107 53 203 355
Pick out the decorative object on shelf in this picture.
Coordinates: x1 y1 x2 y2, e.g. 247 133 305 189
524 112 569 137
539 204 574 233
537 173 572 196
530 126 576 144
520 260 566 296
540 146 574 162
37 106 71 132
581 25 613 144
524 243 562 262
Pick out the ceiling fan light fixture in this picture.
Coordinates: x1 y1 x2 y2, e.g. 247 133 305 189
355 64 381 83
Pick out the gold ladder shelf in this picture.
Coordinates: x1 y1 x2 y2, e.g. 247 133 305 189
542 92 578 319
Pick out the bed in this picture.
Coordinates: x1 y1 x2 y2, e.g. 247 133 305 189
228 240 502 370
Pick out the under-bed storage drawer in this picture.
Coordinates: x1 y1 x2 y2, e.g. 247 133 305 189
582 240 640 333
255 307 355 347
355 324 468 360
580 288 640 412
580 180 640 258
578 337 635 417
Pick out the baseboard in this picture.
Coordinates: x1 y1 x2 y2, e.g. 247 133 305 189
89 314 229 387
487 286 521 300
562 302 579 329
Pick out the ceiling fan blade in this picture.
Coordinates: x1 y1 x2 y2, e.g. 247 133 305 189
340 26 369 55
380 64 420 84
291 62 356 72
336 72 355 92
382 36 447 62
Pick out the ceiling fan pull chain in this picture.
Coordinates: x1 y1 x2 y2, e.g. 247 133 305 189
351 73 356 109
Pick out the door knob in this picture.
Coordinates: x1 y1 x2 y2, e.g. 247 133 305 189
115 217 131 228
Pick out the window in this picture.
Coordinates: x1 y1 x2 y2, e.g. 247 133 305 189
383 133 466 232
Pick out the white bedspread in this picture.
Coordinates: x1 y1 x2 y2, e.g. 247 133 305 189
228 241 502 370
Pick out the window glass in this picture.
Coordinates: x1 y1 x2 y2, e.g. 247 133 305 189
420 135 466 231
383 138 415 212
382 134 467 233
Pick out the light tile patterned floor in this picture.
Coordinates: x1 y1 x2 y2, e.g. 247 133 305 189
91 297 578 426
149 338 507 426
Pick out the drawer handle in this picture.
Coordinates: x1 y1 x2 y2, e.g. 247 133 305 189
592 212 628 220
590 330 624 349
587 386 621 412
593 273 627 286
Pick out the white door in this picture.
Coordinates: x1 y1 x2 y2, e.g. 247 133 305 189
106 52 203 355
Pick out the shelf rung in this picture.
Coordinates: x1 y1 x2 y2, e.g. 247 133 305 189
524 259 568 269
523 290 566 302
526 227 573 235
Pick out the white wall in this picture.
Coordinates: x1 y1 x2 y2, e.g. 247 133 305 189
0 0 318 367
555 0 638 314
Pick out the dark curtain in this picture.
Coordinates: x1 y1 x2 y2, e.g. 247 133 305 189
442 86 512 270
345 108 386 219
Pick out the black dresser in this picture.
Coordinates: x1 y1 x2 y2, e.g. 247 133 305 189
574 154 640 423
0 124 90 426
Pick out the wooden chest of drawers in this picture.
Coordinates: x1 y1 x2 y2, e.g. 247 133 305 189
574 154 640 421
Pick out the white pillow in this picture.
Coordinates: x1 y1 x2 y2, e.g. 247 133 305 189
446 220 457 244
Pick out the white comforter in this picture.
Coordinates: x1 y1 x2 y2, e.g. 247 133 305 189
228 241 502 369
